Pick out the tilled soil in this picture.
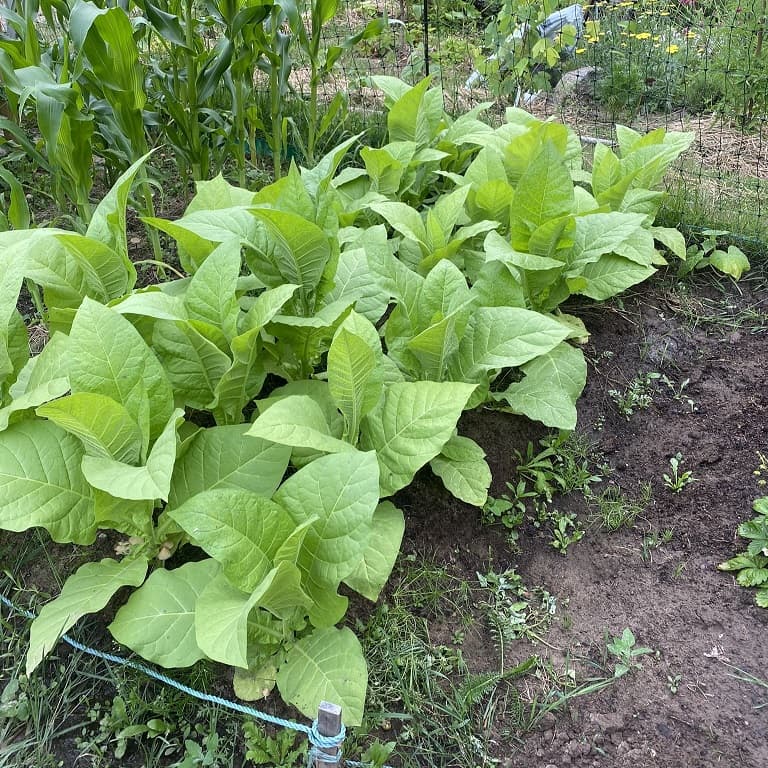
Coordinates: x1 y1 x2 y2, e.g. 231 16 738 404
397 270 768 768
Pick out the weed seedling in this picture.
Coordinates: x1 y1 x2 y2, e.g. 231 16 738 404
667 674 682 694
609 372 660 419
663 453 697 493
641 528 674 563
606 628 653 677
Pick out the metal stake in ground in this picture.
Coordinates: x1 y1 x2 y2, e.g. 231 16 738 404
315 701 343 768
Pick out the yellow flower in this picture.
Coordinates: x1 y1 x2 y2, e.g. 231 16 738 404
660 10 670 14
666 44 679 54
575 47 586 54
686 31 696 38
635 32 652 40
587 36 599 43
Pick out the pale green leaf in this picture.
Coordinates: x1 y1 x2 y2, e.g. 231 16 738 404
360 381 476 496
81 409 184 501
37 393 143 464
194 573 260 668
273 450 380 591
168 425 290 510
184 239 242 340
0 420 96 544
168 489 295 592
497 342 587 430
27 558 147 674
247 395 353 454
430 434 491 507
109 559 219 667
343 502 405 601
277 627 367 726
0 378 70 432
68 298 173 442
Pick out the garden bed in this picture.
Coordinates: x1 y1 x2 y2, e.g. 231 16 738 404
390 269 768 767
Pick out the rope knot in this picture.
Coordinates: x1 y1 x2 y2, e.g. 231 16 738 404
307 719 346 765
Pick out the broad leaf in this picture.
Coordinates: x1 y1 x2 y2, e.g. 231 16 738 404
343 502 405 601
36 393 143 464
497 342 587 430
81 409 184 501
247 395 353 454
168 425 290 509
430 434 491 507
168 489 295 592
273 451 380 592
360 381 476 495
68 298 173 442
109 559 218 668
276 626 367 726
0 420 96 544
27 558 147 674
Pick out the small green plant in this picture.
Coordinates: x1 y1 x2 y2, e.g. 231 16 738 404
663 452 696 493
477 568 558 664
641 527 674 563
753 451 768 488
589 482 652 532
360 740 397 768
548 510 585 554
609 372 660 419
719 496 768 608
667 673 682 694
243 725 307 767
678 229 750 281
606 628 653 677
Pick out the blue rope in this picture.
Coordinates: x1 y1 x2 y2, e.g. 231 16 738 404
0 591 356 760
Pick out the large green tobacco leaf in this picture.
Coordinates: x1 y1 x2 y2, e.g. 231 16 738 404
0 378 71 432
109 559 218 668
186 174 257 213
323 245 389 324
168 425 290 509
574 254 656 301
86 153 150 268
54 234 135 303
360 381 476 496
81 409 184 501
27 558 147 674
152 320 232 411
250 209 330 303
568 213 654 269
168 489 295 592
496 342 587 430
194 573 262 669
247 395 353 454
36 393 143 464
510 140 574 248
429 434 491 507
451 307 570 384
198 562 311 670
183 239 242 340
276 626 367 726
343 502 405 601
273 450 380 595
0 420 96 544
68 298 173 443
385 76 443 146
328 326 381 442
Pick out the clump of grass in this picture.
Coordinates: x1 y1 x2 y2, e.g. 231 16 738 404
588 482 653 532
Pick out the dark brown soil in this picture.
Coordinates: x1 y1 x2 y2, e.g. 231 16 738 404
397 270 768 768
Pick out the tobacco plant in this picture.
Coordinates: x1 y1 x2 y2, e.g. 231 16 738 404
0 81 720 726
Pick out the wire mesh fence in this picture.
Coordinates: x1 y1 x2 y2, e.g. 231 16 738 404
325 0 768 246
